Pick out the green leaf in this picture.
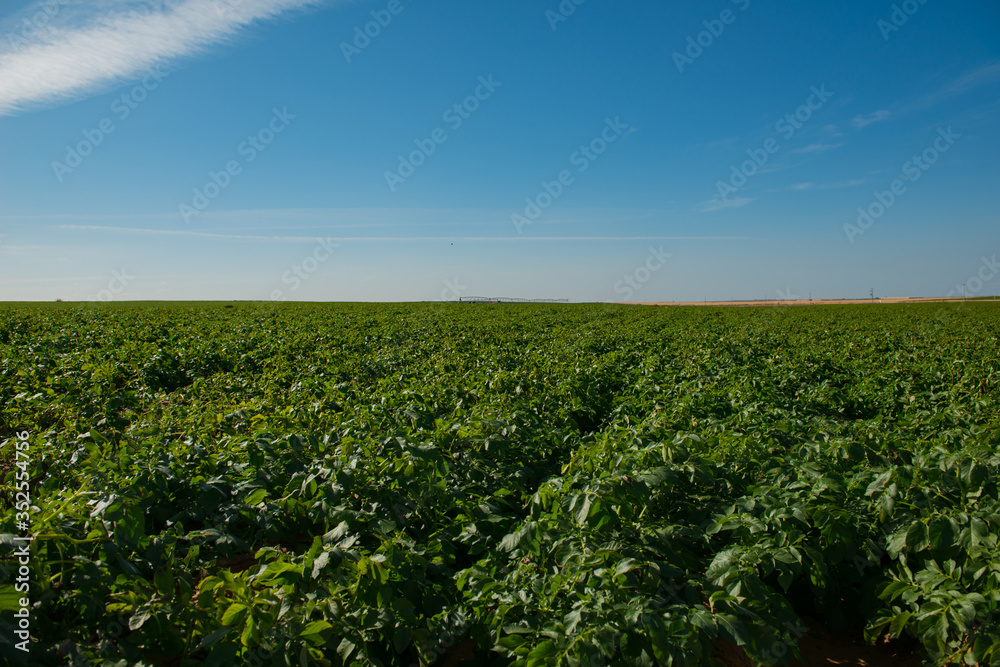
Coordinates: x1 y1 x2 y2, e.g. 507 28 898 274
716 613 750 646
706 547 741 582
221 603 248 626
241 615 255 646
311 551 330 579
886 530 908 558
500 533 519 552
526 640 558 666
614 558 638 576
573 494 593 525
563 609 583 635
0 586 25 612
498 635 527 651
773 550 799 564
154 568 173 598
300 620 332 637
337 637 356 663
392 596 416 620
245 488 266 506
393 626 411 653
889 611 912 639
928 519 955 550
129 607 152 631
906 522 929 552
259 562 301 583
688 608 718 637
198 626 233 650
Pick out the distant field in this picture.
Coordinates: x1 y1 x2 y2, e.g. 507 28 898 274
641 296 1000 307
1 302 999 666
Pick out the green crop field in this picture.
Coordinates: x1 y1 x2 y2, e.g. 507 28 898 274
1 302 999 667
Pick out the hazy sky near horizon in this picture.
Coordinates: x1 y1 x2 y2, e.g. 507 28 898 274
1 0 998 302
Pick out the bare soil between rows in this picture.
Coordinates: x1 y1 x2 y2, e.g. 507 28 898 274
713 617 923 667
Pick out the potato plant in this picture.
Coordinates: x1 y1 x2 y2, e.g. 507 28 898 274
1 301 998 666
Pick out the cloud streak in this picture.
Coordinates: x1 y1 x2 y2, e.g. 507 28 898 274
791 142 843 154
701 197 754 213
0 0 327 116
906 62 1000 111
56 225 748 242
851 110 891 128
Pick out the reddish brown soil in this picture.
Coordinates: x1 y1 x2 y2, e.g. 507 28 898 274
441 638 478 667
713 618 922 667
714 638 756 666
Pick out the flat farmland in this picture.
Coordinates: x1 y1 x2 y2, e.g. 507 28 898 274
1 302 999 666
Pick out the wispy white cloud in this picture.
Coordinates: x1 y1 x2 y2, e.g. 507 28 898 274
0 244 56 253
816 63 1000 139
0 274 117 284
791 142 843 154
814 63 1000 136
818 179 865 189
55 225 747 242
764 180 857 194
701 197 754 213
2 207 678 228
851 110 891 128
0 0 328 116
906 62 1000 111
945 62 1000 94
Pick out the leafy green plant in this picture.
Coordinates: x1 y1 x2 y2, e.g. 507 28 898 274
0 302 998 665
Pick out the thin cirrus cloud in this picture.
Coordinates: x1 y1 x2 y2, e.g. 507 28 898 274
0 0 330 117
791 142 844 155
904 61 1000 112
53 225 746 243
851 110 891 128
701 196 754 213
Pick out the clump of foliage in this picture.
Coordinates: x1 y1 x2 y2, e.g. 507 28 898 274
1 301 999 666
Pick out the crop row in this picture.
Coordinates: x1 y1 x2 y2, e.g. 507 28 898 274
1 302 998 666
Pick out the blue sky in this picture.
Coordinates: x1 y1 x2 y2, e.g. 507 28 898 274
0 0 998 302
